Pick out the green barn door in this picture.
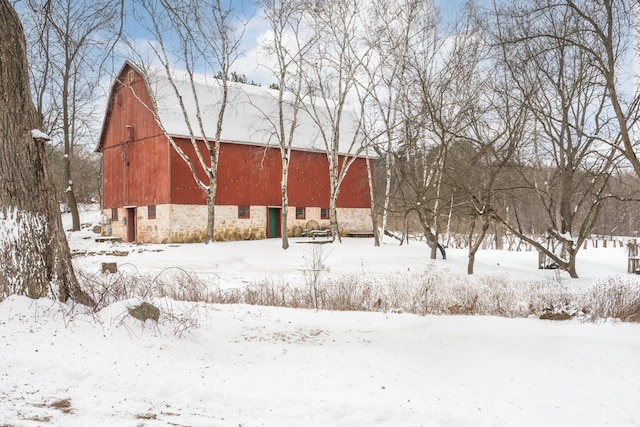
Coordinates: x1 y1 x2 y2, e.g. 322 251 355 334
268 208 280 238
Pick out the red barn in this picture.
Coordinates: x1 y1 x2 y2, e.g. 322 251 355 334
96 61 373 243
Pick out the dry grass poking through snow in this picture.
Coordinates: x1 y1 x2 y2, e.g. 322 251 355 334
589 278 640 321
75 267 640 323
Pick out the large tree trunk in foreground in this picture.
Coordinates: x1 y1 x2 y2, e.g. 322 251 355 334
0 0 83 302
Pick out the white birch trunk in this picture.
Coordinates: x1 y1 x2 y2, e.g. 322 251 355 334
365 153 380 246
381 141 393 243
281 155 290 249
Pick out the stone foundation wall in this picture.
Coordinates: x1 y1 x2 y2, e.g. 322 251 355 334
137 205 172 243
101 208 125 239
213 205 267 241
336 208 372 234
284 207 325 236
101 204 372 243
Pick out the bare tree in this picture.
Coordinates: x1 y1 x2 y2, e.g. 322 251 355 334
489 1 622 278
446 69 527 274
558 0 640 179
0 0 84 302
363 145 380 246
388 2 482 259
129 0 245 243
301 0 370 242
258 0 314 249
359 0 427 246
22 0 123 231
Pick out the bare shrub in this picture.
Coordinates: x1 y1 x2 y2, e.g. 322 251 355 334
77 268 215 336
76 266 640 323
321 275 373 311
302 245 330 309
156 298 203 337
244 282 288 307
587 276 640 321
77 267 219 311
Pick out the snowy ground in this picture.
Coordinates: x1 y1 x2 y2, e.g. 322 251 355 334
1 204 639 426
67 204 633 288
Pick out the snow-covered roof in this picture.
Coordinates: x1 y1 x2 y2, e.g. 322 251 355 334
138 63 365 156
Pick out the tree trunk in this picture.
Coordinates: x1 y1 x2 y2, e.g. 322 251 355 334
327 149 342 243
496 217 581 279
281 165 289 249
566 259 578 279
401 211 409 245
365 155 380 246
63 153 80 231
494 223 504 250
205 190 215 243
467 216 490 275
0 0 83 302
62 69 80 231
329 198 341 243
467 253 476 275
417 208 444 259
380 144 393 243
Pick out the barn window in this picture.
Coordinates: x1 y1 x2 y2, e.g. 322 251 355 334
238 205 250 219
126 125 134 141
148 205 156 219
320 208 329 219
111 208 118 221
295 207 305 220
127 70 134 84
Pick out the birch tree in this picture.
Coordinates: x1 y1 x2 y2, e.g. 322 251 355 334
388 2 482 259
259 0 314 249
130 0 245 243
0 0 84 302
302 0 369 242
360 0 427 245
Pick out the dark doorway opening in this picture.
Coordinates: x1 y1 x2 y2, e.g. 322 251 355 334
126 207 136 242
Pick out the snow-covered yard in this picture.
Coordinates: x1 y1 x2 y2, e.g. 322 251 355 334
0 204 639 426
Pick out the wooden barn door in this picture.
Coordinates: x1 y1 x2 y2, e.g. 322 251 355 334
126 207 136 242
267 207 281 238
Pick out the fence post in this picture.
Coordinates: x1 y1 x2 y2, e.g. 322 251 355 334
538 251 546 269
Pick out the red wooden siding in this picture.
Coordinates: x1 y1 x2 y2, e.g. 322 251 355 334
169 139 371 208
334 156 371 208
100 63 371 211
100 65 170 208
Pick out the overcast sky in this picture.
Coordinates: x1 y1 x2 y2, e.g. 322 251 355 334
115 0 474 87
234 0 473 86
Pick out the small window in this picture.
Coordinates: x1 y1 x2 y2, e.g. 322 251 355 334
238 205 250 219
148 205 156 219
111 208 118 221
295 207 306 220
126 125 134 141
127 70 134 84
320 208 330 219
